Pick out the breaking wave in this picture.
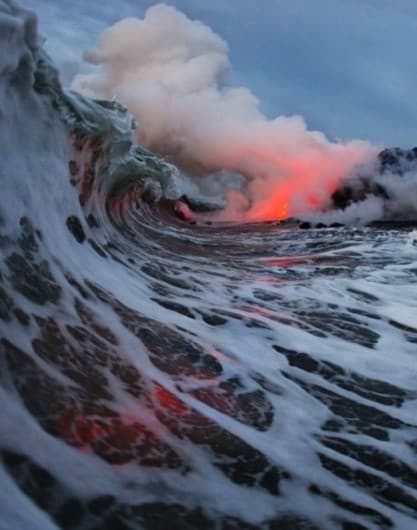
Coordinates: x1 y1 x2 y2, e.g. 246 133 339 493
1 2 417 530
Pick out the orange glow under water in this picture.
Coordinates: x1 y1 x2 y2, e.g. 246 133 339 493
232 144 374 222
153 386 188 416
249 163 340 221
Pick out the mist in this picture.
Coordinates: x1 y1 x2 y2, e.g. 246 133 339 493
72 3 378 221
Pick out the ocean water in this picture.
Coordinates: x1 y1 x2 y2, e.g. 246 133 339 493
1 2 417 530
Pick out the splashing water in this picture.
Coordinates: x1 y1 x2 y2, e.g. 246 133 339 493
1 3 417 530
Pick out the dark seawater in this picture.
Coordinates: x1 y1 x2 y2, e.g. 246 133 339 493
1 2 417 530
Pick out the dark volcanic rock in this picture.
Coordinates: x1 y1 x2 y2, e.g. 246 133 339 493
331 177 388 210
331 146 417 212
378 146 417 174
66 215 85 243
173 199 196 223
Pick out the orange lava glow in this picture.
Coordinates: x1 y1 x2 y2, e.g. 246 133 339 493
251 175 336 221
56 409 106 447
234 143 375 222
153 386 188 416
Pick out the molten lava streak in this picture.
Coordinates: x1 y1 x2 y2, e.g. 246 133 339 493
236 142 376 222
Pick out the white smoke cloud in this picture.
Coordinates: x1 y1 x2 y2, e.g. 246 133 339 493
72 3 378 221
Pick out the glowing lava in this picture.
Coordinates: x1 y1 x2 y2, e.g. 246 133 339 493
239 143 377 221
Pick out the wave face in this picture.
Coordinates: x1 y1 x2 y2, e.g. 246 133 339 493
1 2 417 530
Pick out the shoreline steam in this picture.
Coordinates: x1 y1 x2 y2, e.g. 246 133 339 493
72 4 378 221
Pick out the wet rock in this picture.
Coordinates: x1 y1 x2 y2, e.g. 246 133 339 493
191 376 274 431
174 199 196 223
275 345 408 407
388 319 417 344
86 214 99 228
200 312 227 326
268 516 321 530
87 495 117 516
152 384 288 494
309 484 392 529
141 263 198 291
74 298 118 345
138 323 222 378
378 146 417 174
320 436 417 489
68 159 79 176
1 450 58 513
19 217 39 256
5 252 61 305
328 145 417 212
134 503 213 530
278 217 300 227
282 370 409 441
66 215 85 243
55 499 85 529
32 316 112 399
331 177 388 210
290 309 379 349
0 285 13 320
65 273 90 299
319 452 417 516
88 238 107 258
151 298 195 319
13 307 30 326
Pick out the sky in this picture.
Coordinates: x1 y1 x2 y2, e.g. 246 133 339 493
22 0 417 147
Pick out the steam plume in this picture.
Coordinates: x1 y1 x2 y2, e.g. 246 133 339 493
72 4 377 220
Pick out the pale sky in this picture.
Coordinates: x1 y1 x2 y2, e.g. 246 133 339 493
23 0 417 147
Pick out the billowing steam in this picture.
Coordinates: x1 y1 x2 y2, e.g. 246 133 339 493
72 4 378 221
